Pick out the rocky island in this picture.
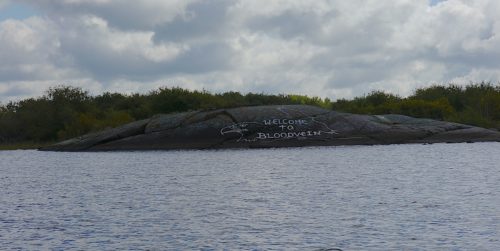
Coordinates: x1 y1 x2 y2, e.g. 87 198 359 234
40 105 500 151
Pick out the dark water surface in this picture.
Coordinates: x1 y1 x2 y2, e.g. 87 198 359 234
1 143 499 250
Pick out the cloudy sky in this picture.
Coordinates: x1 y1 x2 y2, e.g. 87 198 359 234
1 0 500 102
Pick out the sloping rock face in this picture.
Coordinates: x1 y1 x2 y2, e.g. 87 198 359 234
40 105 500 151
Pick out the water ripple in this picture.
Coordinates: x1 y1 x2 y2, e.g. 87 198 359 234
0 143 499 250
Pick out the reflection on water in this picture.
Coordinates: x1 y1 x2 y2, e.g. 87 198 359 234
1 143 499 250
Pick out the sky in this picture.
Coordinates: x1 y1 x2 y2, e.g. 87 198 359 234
1 0 500 102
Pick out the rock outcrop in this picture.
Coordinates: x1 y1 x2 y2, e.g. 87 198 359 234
40 105 500 151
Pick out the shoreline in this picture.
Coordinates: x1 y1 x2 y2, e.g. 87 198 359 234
0 142 50 151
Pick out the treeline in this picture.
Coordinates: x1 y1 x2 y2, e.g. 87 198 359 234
0 86 331 145
1 83 499 146
332 82 500 129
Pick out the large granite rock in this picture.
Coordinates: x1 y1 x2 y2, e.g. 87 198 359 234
40 105 500 151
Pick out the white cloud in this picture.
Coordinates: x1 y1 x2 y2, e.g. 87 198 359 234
72 15 185 63
451 68 500 85
1 0 500 102
0 17 75 81
22 0 196 30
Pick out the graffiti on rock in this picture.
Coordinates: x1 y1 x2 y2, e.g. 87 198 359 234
220 108 338 142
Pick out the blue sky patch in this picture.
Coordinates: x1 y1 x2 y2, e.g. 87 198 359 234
0 3 38 21
429 0 446 6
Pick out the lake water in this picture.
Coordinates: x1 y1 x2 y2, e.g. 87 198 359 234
1 143 499 250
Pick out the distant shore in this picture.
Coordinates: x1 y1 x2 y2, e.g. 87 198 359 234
2 83 500 148
0 142 50 151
